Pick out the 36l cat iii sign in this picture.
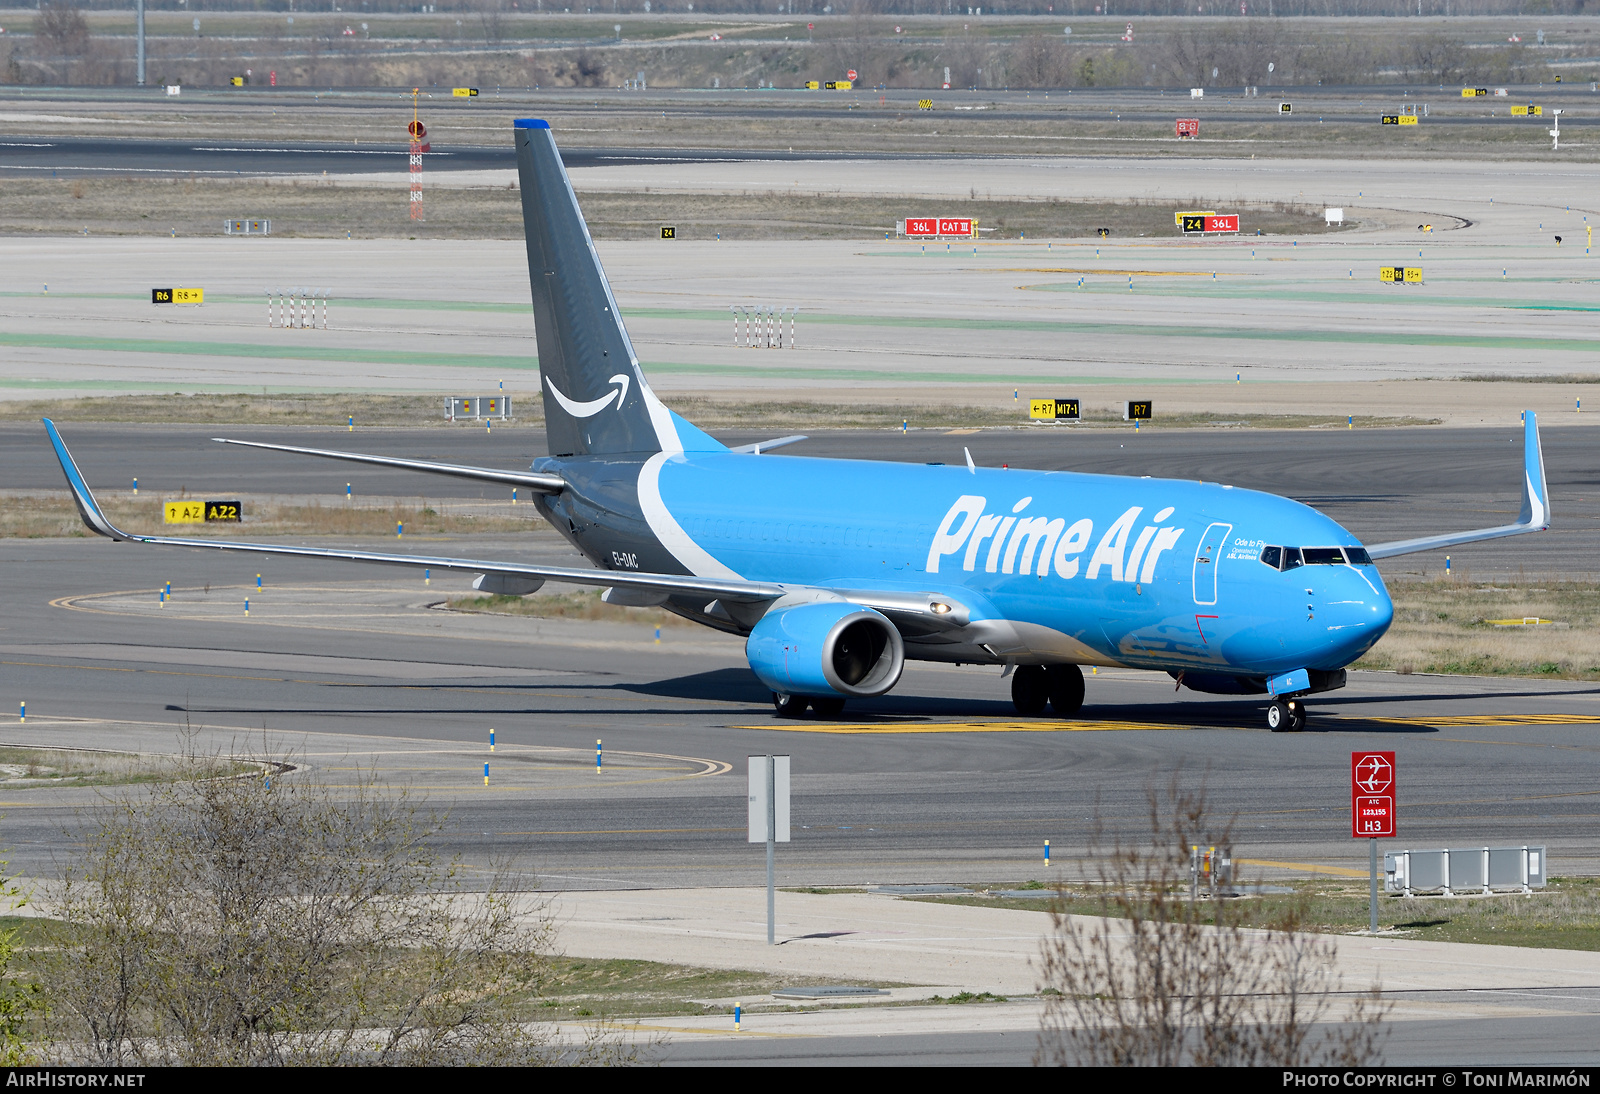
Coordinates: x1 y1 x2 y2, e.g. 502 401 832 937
1351 751 1396 838
902 217 977 239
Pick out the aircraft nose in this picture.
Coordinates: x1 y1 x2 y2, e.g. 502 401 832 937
1313 567 1393 664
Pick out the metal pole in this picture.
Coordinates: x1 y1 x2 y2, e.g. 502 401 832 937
1370 837 1379 935
137 0 146 87
766 754 776 946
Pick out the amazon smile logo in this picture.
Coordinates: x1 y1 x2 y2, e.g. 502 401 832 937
546 374 631 418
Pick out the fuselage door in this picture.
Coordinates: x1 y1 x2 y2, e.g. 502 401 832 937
1192 522 1232 606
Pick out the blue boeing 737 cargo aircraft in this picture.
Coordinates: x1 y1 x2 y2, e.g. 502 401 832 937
43 119 1553 731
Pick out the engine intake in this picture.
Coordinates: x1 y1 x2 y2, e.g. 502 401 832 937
745 601 905 698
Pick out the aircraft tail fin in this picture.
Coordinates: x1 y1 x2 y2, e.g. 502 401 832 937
515 119 708 458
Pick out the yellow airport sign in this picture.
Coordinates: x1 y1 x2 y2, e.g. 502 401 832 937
452 87 479 97
803 80 820 89
917 99 933 110
1462 87 1488 97
1379 266 1423 283
1511 104 1543 116
165 501 205 524
173 287 203 304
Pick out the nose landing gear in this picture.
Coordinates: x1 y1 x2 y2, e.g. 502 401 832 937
1011 664 1086 716
1267 698 1307 732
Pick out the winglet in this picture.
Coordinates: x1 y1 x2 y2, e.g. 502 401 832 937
1365 409 1551 560
1520 410 1550 528
42 419 130 541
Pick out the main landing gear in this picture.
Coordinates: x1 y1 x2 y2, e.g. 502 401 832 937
1011 664 1086 717
1266 698 1307 732
772 693 846 719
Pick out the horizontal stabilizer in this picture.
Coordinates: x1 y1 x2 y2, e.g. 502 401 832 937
212 437 565 493
1367 411 1550 559
729 435 808 455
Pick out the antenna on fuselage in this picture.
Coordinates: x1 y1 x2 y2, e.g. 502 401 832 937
964 447 976 475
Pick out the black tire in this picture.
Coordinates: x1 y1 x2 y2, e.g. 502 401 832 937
1267 700 1290 732
1287 700 1307 732
812 697 846 719
1012 665 1049 715
772 692 809 718
1046 664 1085 717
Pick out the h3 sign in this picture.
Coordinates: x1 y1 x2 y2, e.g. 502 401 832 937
1351 751 1396 838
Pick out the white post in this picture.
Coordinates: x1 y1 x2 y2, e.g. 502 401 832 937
766 754 776 945
791 306 799 348
266 289 272 328
730 304 738 346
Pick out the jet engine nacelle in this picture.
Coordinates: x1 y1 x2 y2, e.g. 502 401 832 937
745 601 905 698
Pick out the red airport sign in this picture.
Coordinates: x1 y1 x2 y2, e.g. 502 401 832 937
1175 118 1199 138
847 69 858 80
1351 751 1396 838
904 217 975 239
1180 213 1240 235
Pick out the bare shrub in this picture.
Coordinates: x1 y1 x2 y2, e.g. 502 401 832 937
1036 781 1387 1067
41 753 632 1066
36 1 90 60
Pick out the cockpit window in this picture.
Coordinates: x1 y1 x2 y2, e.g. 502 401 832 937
1260 545 1374 570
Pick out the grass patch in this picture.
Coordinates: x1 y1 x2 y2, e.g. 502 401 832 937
1356 579 1600 681
445 588 692 628
914 877 1600 951
0 747 259 788
0 493 540 539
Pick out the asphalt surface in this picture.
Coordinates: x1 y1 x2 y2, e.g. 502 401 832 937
3 422 1599 892
7 421 1596 575
0 136 886 178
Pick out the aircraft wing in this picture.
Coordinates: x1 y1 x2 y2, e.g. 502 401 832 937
1366 411 1550 560
211 437 565 493
44 419 778 604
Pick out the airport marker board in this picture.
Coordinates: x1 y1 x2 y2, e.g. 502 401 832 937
1379 266 1423 284
1381 115 1420 125
1511 104 1543 116
1180 214 1239 235
151 288 203 304
1351 751 1396 838
902 217 977 239
1124 400 1153 422
660 226 676 239
452 87 479 97
1030 398 1080 422
165 500 241 524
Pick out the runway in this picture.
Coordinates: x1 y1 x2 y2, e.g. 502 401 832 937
5 420 1597 577
0 135 886 179
2 479 1598 893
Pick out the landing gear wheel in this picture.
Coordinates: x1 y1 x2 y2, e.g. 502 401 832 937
1287 699 1307 732
1046 664 1085 717
812 697 846 719
1011 665 1049 715
1267 700 1290 732
772 692 809 719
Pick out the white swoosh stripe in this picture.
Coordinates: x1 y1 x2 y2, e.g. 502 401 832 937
637 451 740 580
546 374 630 419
